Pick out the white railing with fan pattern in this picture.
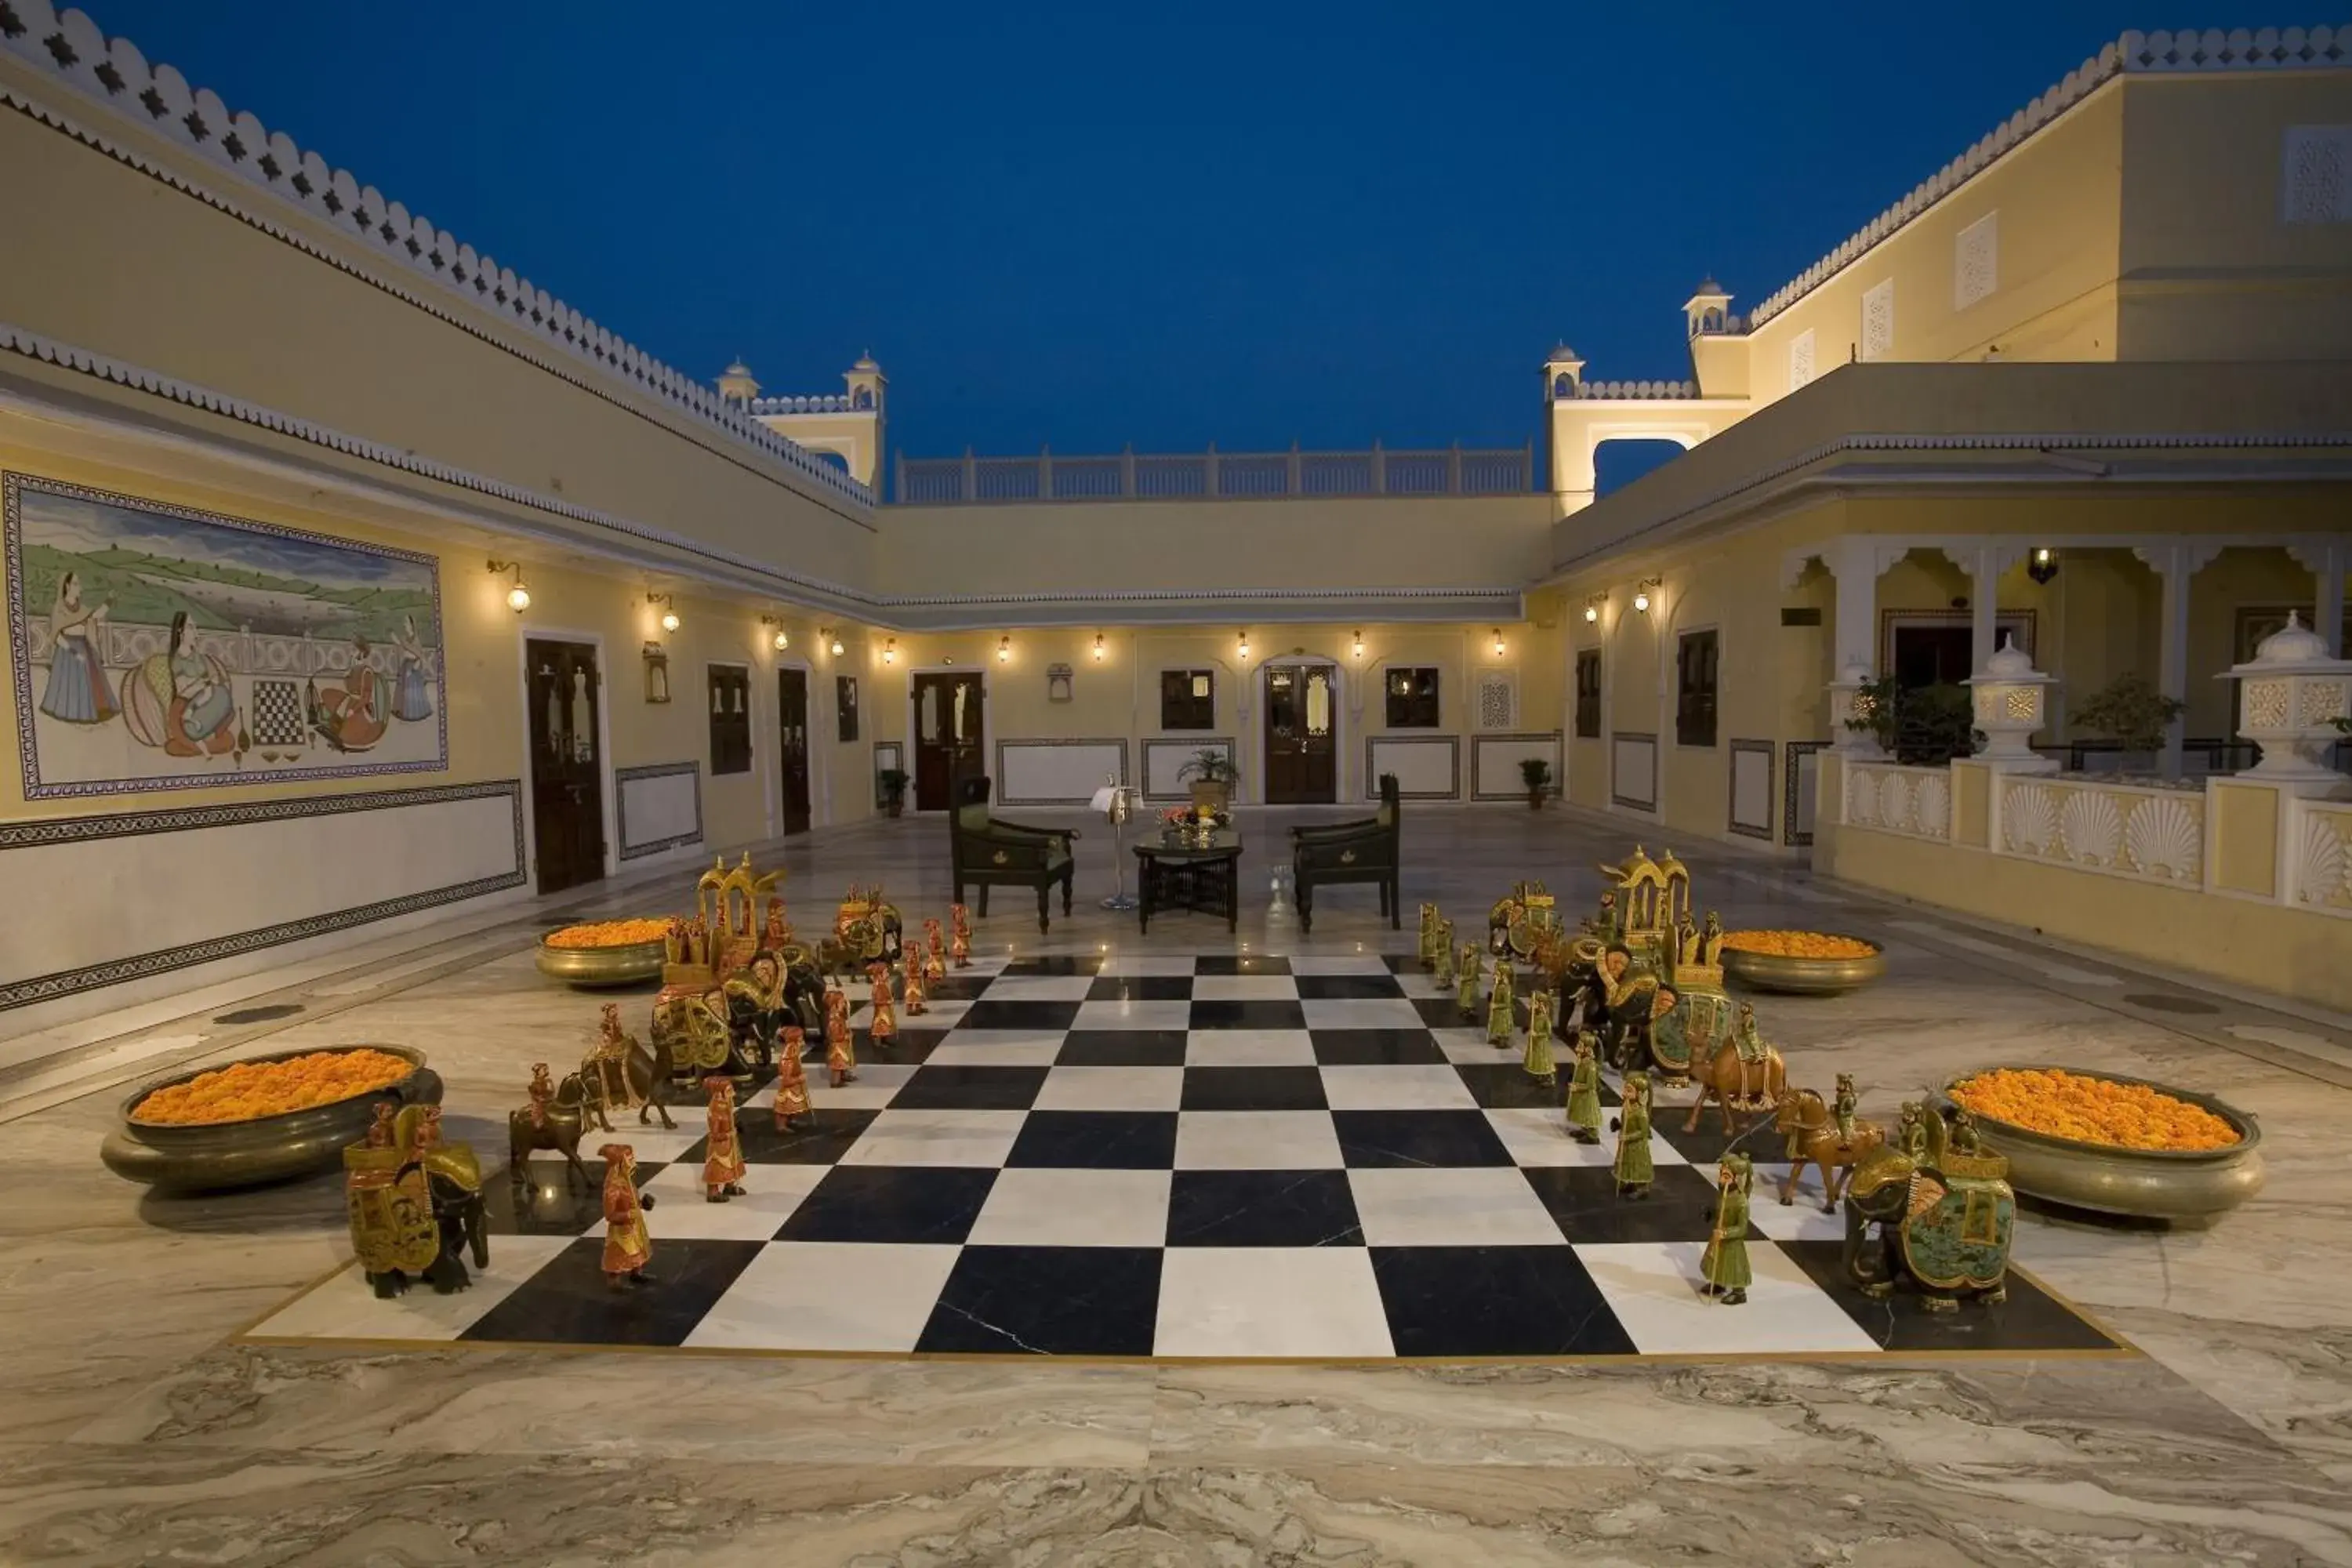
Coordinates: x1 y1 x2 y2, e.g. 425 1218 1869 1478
895 443 1534 505
1991 775 2207 887
1839 761 1952 840
2287 797 2352 917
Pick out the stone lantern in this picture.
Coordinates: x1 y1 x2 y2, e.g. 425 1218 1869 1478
1964 633 2058 772
1827 660 1885 757
2221 612 2352 789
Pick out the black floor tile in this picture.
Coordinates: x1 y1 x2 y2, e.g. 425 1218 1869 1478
890 1065 1051 1111
1087 975 1194 1002
1166 1169 1363 1247
867 1028 949 1065
728 1107 880 1165
1294 975 1408 1000
480 1157 613 1235
1308 1029 1448 1066
1381 954 1424 974
960 1000 1085 1032
460 1236 762 1347
775 1165 998 1244
1192 955 1292 975
1370 1245 1635 1356
1000 956 1105 976
1653 1102 1780 1167
1057 1029 1191 1066
926 976 995 1001
1333 1109 1514 1168
1454 1062 1602 1112
1007 1110 1180 1169
1412 997 1467 1029
916 1246 1163 1356
1189 1000 1308 1030
1180 1065 1330 1112
1777 1240 2120 1352
1517 1163 1753 1245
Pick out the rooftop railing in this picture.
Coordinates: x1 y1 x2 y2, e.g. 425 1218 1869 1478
895 442 1534 504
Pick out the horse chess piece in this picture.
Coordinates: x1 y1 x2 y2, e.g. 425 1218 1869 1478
701 1077 746 1202
599 1144 655 1287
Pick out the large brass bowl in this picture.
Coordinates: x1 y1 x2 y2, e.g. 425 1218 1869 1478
1940 1067 2264 1220
536 936 666 988
1720 936 1886 996
100 1043 441 1193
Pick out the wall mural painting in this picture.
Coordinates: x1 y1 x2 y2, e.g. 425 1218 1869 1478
5 474 448 799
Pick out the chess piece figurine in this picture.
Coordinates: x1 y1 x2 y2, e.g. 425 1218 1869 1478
701 1076 746 1203
764 895 793 951
1611 1071 1655 1198
347 1105 487 1298
949 903 973 968
1700 1154 1754 1305
1523 986 1557 1083
1565 1032 1603 1144
1457 940 1483 1018
924 919 947 983
865 963 897 1047
826 987 858 1087
1833 1073 1860 1148
724 950 791 1069
1433 921 1457 987
1486 956 1516 1051
508 1060 590 1189
903 960 929 1016
525 1062 556 1129
598 1144 655 1287
773 1024 812 1128
1417 903 1439 968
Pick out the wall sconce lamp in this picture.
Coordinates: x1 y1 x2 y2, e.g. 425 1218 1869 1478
488 559 530 612
648 591 680 633
1584 595 1603 624
997 634 1012 662
1633 579 1660 614
882 637 898 664
1351 630 1365 659
760 615 789 652
1236 632 1251 663
1491 628 1506 657
822 628 844 656
2027 547 2060 586
1093 632 1106 661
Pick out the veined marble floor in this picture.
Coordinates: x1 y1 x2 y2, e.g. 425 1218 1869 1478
3 804 2351 1566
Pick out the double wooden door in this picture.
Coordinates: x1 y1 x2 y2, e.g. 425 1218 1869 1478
912 672 985 811
775 668 813 835
1263 662 1336 804
526 638 607 894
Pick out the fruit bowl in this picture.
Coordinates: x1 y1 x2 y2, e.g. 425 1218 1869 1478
100 1043 441 1192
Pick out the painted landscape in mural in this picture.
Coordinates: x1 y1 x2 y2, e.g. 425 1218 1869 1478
6 477 448 797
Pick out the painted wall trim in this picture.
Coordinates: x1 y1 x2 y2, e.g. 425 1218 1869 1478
613 760 703 861
1729 739 1777 840
1364 734 1461 800
1471 731 1566 802
1784 739 1829 847
993 737 1131 805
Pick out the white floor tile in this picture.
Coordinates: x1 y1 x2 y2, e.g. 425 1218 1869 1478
981 975 1098 1001
1481 1108 1613 1167
1301 998 1428 1031
1098 955 1200 976
684 1243 963 1352
246 1234 577 1342
1072 1000 1193 1031
1432 1026 1503 1064
1033 1065 1185 1111
639 1162 828 1240
1155 1248 1394 1358
573 1125 706 1167
967 1168 1173 1247
920 1033 1062 1066
1347 1167 1570 1247
1191 975 1299 1002
1576 1241 1879 1355
1745 1172 1848 1241
1393 973 1454 998
838 1109 1027 1167
1319 1064 1479 1111
1183 1030 1316 1067
1174 1110 1344 1169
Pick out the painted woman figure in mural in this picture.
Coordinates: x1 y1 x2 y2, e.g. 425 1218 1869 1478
316 637 390 752
390 612 434 722
162 611 237 757
38 572 116 724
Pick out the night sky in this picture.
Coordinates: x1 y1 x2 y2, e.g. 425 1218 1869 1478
77 3 2293 488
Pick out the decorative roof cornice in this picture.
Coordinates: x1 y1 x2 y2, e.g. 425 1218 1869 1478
0 2 873 509
1747 26 2351 330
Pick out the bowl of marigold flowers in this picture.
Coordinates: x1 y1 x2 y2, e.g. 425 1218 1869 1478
1942 1065 2263 1219
1718 929 1887 996
537 916 672 987
103 1044 439 1192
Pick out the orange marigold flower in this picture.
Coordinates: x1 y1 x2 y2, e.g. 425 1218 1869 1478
132 1048 412 1126
546 919 672 949
1951 1067 2238 1152
1720 930 1878 960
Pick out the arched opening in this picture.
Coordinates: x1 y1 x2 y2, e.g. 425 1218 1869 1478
1592 437 1690 497
1552 372 1575 399
814 450 851 474
853 387 874 410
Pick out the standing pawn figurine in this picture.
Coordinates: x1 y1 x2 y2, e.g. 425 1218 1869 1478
702 1077 746 1203
598 1145 654 1288
772 1024 811 1129
826 987 859 1086
1564 1032 1603 1143
865 963 897 1048
1612 1071 1655 1198
1417 903 1439 968
1457 941 1483 1019
903 958 929 1016
923 919 947 983
1432 922 1457 988
1522 986 1557 1084
949 904 973 968
1486 956 1517 1050
1700 1153 1754 1305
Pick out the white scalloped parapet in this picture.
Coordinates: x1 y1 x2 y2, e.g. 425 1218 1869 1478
750 395 866 415
1746 26 2350 331
1570 379 1700 400
0 2 873 509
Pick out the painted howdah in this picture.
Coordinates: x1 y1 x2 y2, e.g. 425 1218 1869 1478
1936 1067 2265 1218
101 1043 442 1192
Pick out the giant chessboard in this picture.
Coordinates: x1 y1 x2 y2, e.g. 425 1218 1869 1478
245 954 2125 1361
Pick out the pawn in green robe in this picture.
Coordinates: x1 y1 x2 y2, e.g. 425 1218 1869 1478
1565 1046 1602 1140
1613 1091 1654 1189
1522 989 1556 1083
1702 1185 1753 1293
1486 960 1515 1049
1433 925 1457 987
1457 949 1483 1018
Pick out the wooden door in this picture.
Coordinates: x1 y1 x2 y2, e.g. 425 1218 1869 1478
911 672 985 811
1263 662 1336 804
525 638 607 894
1892 626 1972 690
777 667 812 835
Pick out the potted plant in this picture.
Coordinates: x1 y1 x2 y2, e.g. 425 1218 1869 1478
1178 748 1239 812
2072 673 2186 774
1844 677 1982 765
877 768 910 818
1519 757 1552 808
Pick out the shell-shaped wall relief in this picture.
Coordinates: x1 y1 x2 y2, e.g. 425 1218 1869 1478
2122 796 2201 881
2059 789 2123 867
1878 773 1913 833
1846 768 1878 826
2296 813 2351 907
1916 774 1951 839
2003 783 2058 856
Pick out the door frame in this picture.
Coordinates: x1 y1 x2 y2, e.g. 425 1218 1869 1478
1254 655 1345 806
514 623 618 887
904 666 990 811
771 655 819 833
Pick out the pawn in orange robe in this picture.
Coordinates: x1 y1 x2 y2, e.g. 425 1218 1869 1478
904 961 928 1016
773 1025 812 1124
702 1076 746 1199
949 904 972 968
826 988 858 1087
599 1145 652 1279
923 919 948 983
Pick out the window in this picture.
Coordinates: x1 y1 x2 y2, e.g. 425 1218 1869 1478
709 666 752 775
1160 669 1215 730
837 676 859 742
1385 666 1439 728
1574 650 1602 739
1676 631 1719 748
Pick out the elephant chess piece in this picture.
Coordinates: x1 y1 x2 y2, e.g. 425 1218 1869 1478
346 1104 487 1298
1843 1103 2016 1311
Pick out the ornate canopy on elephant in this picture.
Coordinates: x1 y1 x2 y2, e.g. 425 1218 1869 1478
663 854 784 993
1593 844 1689 968
833 884 904 968
654 989 736 1076
1487 881 1560 960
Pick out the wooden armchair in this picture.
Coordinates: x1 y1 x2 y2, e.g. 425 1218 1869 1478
1291 773 1401 934
948 775 1079 933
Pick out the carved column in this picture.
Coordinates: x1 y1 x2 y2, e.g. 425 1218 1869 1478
2134 543 2219 779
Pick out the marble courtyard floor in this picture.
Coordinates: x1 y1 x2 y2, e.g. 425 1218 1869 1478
2 806 2350 1566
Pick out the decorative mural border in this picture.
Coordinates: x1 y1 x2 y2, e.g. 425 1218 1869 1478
1729 739 1777 840
993 738 1130 807
1141 735 1233 804
1470 731 1565 801
1609 731 1658 811
1784 740 1829 847
5 472 450 800
613 760 702 861
0 779 525 1011
1363 735 1460 800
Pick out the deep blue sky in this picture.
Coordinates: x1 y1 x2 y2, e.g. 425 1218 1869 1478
84 3 2292 485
